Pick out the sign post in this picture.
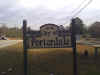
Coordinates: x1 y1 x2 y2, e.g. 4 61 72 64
23 20 28 75
71 19 78 75
22 20 76 75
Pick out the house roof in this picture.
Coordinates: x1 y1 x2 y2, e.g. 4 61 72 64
40 23 59 29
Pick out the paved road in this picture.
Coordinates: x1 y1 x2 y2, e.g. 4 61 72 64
0 40 22 48
77 40 100 46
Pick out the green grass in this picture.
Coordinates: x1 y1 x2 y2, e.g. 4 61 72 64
0 43 100 75
0 43 24 75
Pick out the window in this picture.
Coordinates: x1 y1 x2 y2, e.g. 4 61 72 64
48 32 50 36
51 27 54 29
44 31 47 36
53 32 56 35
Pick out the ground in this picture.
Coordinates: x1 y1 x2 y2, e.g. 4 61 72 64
0 42 100 75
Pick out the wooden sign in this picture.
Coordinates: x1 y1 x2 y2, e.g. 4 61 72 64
25 23 72 48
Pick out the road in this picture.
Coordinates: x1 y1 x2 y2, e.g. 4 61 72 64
77 40 100 46
0 40 22 48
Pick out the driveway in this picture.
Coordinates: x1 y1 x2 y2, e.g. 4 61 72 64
0 40 22 48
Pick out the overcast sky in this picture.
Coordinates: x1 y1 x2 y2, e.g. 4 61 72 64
0 0 100 29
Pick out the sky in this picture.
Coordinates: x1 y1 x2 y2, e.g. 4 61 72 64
0 0 100 29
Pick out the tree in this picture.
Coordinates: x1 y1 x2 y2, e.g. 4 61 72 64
6 27 22 38
0 24 8 36
74 17 85 35
88 22 100 38
0 24 22 38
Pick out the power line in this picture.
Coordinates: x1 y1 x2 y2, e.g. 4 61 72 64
63 0 88 25
63 0 93 26
72 0 93 18
71 0 87 14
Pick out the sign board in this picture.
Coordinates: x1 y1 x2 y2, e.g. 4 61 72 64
25 24 72 48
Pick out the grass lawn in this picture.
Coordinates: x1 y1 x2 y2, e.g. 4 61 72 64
0 43 100 75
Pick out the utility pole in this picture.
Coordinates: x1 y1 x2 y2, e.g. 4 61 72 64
71 18 78 75
23 19 28 75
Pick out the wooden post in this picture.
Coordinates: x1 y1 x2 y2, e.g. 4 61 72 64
95 47 98 57
23 19 28 75
71 18 78 75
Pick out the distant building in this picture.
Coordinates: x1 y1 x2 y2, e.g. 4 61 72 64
27 23 71 48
